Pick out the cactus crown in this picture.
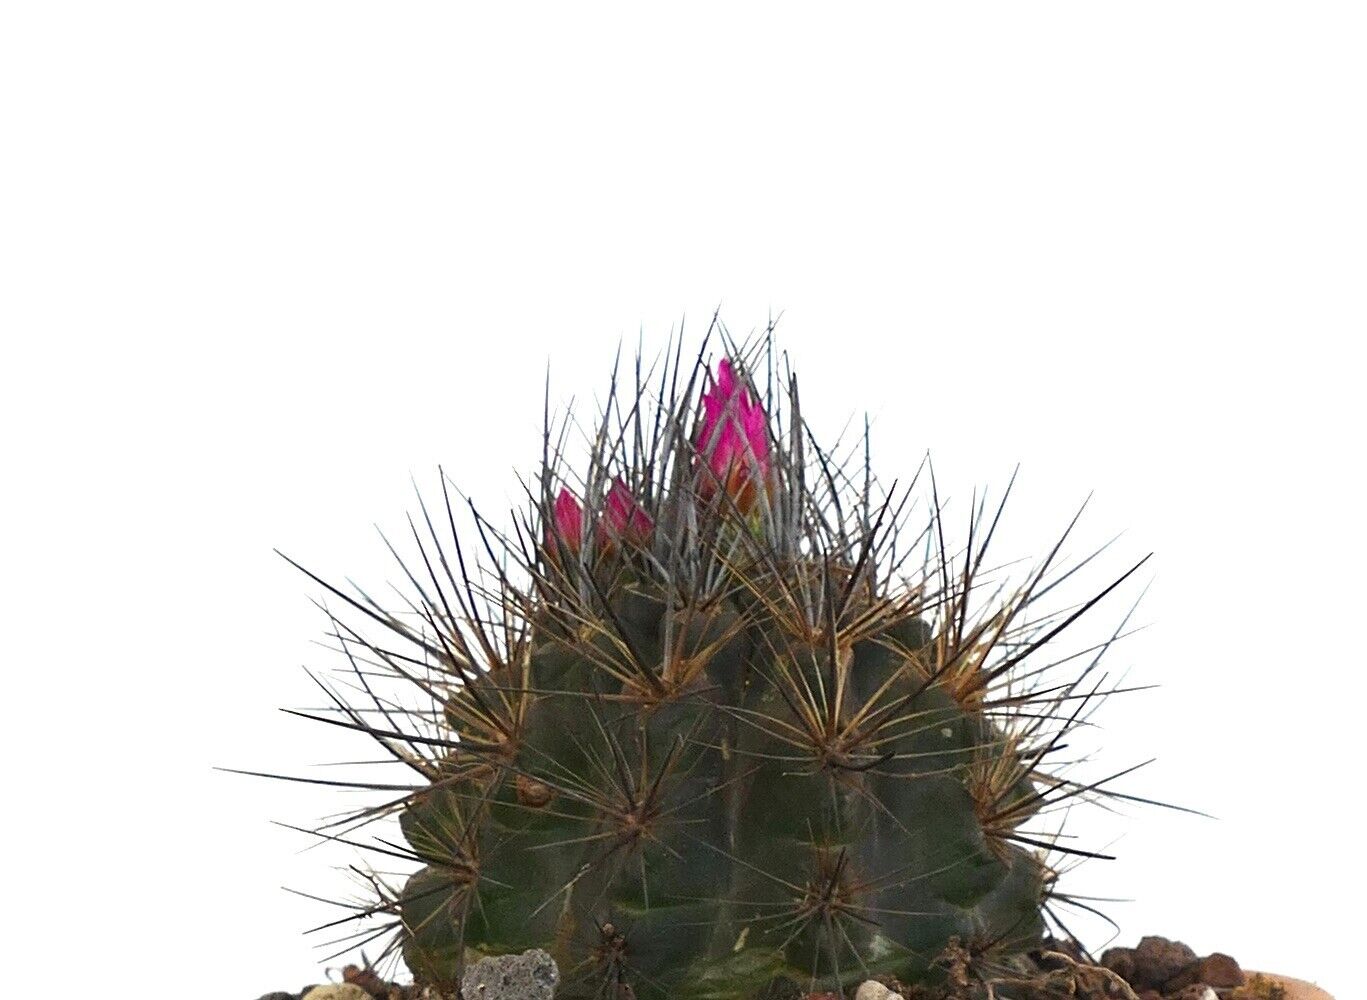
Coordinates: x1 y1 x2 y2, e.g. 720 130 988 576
283 325 1149 999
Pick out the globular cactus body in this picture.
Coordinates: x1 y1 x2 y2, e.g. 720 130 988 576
293 332 1143 1000
406 625 1043 994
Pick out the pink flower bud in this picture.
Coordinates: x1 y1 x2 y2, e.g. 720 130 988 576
696 358 771 512
599 477 654 547
548 487 584 554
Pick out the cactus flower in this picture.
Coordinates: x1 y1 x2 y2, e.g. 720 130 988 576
598 477 654 547
548 486 584 554
696 357 770 511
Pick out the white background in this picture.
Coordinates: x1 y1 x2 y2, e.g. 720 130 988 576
2 4 1363 997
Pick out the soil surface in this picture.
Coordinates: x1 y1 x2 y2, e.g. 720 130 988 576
254 936 1326 1000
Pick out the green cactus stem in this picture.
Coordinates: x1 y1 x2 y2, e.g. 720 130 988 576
277 326 1150 1000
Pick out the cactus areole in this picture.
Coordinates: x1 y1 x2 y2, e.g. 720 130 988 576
281 330 1149 999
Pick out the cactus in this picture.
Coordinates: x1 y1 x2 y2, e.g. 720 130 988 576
282 329 1148 999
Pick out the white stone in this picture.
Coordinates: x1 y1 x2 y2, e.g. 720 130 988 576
855 980 897 1000
302 985 371 1000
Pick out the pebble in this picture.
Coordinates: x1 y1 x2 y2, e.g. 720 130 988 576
460 948 560 1000
1100 946 1138 983
302 985 371 1000
1131 935 1198 989
854 982 898 1000
1168 952 1246 990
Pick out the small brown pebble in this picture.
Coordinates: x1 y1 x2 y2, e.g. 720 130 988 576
1132 936 1199 989
1167 953 1245 991
1137 992 1162 1000
1102 946 1138 982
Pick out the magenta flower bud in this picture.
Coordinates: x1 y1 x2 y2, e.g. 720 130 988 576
548 486 584 554
696 358 771 511
598 477 654 548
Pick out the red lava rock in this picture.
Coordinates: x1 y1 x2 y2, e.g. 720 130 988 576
1132 936 1198 989
1101 946 1138 982
1167 953 1246 991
